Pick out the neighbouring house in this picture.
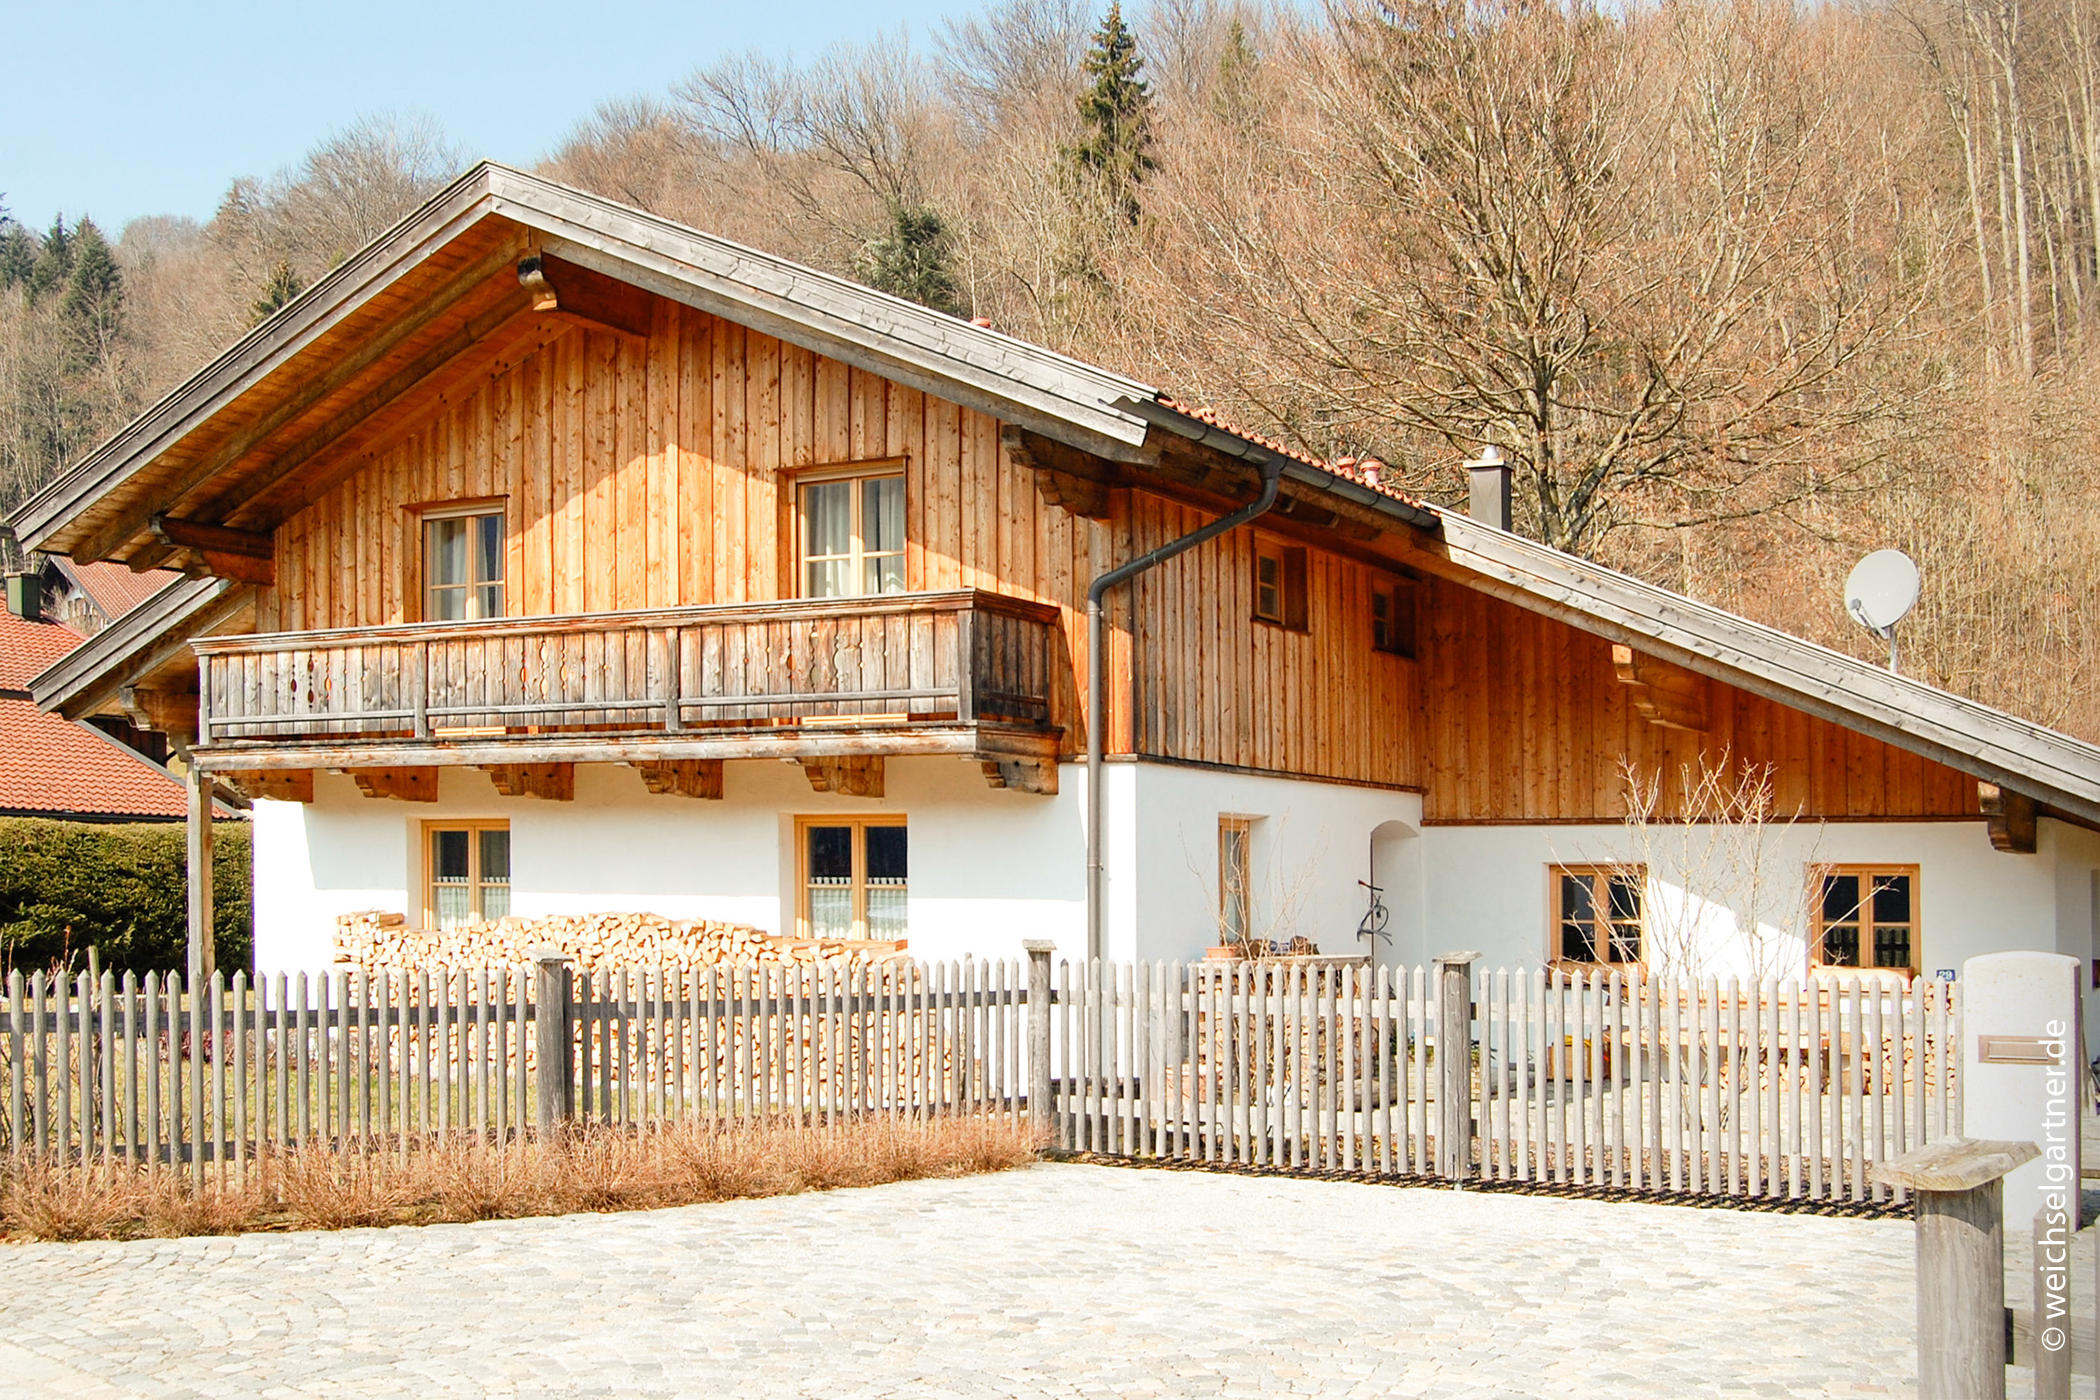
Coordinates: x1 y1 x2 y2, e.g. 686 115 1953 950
0 584 212 822
36 555 182 639
7 164 2099 1033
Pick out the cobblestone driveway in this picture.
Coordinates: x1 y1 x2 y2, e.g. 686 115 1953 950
0 1163 1949 1397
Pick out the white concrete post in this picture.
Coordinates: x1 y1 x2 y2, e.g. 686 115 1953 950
1962 952 2083 1231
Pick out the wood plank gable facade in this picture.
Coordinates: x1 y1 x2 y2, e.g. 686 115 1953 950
245 279 1981 824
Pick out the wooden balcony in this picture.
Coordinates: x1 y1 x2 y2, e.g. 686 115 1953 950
189 590 1066 791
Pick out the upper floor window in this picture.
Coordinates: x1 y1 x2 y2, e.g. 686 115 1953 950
1554 864 1644 966
800 465 905 599
423 505 505 621
1372 579 1418 658
1814 865 1917 974
1253 539 1308 630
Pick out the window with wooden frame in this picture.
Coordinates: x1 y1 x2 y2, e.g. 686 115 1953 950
421 503 505 621
1371 579 1418 658
426 821 511 931
797 816 907 941
1552 864 1645 966
798 463 906 599
1218 817 1253 947
1813 865 1918 974
1252 539 1308 631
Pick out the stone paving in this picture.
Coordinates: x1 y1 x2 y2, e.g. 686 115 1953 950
0 1162 2060 1398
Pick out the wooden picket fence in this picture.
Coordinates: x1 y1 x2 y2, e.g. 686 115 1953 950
1047 959 1963 1206
1 952 1961 1209
0 959 1029 1177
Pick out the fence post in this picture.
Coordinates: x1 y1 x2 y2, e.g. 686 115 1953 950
534 948 575 1135
2032 1207 2072 1399
1871 1138 2039 1400
1434 951 1480 1183
1024 941 1055 1149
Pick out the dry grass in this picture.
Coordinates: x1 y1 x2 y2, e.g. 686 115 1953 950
0 1114 1038 1243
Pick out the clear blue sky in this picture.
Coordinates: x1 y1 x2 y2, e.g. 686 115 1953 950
2 0 951 234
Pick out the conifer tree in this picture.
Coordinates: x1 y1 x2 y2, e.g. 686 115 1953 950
249 259 304 325
853 205 969 318
26 216 73 303
1065 4 1156 225
1213 17 1260 125
59 219 124 360
0 208 35 291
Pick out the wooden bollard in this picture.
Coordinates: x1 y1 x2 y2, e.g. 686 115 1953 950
1024 941 1055 1150
1433 951 1480 1183
1871 1138 2041 1400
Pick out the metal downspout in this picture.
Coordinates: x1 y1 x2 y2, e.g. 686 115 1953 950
1085 458 1284 961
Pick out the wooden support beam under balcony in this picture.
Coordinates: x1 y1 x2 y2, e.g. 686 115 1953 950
981 758 1057 796
633 760 724 798
225 769 314 803
351 767 438 802
802 755 883 798
483 763 574 801
187 590 1069 777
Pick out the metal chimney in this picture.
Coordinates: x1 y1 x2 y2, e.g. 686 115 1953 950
4 572 40 623
1465 445 1511 532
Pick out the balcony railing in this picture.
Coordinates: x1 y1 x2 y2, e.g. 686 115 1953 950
192 590 1064 753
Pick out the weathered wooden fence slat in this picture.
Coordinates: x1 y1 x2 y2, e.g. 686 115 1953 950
0 957 1958 1207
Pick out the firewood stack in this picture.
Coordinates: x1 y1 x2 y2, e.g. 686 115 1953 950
334 909 906 973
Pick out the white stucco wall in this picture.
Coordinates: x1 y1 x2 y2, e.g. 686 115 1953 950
1111 762 1421 964
253 757 2100 1042
1420 818 2085 979
254 756 1089 975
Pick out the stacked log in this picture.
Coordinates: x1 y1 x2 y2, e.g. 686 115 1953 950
333 909 906 973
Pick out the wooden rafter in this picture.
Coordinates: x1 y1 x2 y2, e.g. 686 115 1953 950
483 763 575 801
528 254 654 341
1003 425 1116 520
1611 644 1710 732
1979 782 2038 853
351 767 439 802
150 515 275 585
633 759 725 798
801 755 884 798
119 684 199 743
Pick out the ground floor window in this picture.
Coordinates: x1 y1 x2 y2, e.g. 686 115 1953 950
1552 864 1644 966
1813 865 1917 973
427 821 510 930
798 816 907 941
1218 817 1253 946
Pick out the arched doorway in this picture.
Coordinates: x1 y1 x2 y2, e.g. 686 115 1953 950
1366 818 1425 968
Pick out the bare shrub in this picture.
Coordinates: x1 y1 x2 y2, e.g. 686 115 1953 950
0 1114 1037 1244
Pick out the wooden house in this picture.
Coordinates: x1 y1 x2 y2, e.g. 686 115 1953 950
9 164 2100 1019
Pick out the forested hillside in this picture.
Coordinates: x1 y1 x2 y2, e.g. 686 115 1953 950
5 0 2098 739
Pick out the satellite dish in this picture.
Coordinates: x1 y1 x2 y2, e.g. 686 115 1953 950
1844 549 1920 673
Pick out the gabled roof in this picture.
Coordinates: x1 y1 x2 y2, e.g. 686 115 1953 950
6 162 1160 562
8 163 2099 829
51 557 181 623
0 609 202 821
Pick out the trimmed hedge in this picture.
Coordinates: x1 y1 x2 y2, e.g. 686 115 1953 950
0 818 252 976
